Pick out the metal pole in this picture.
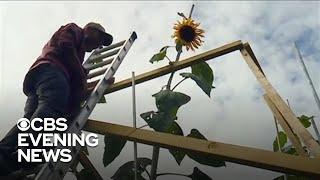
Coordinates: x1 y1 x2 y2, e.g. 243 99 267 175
273 114 289 180
294 42 320 141
273 116 288 179
132 71 138 180
273 116 289 180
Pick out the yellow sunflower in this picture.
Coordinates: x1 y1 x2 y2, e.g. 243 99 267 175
172 18 205 51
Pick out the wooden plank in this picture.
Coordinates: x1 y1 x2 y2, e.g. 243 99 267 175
83 119 320 177
87 40 244 94
264 94 307 156
241 42 266 76
78 151 103 180
241 43 320 157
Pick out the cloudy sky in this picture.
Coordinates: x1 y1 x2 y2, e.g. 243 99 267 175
0 1 319 180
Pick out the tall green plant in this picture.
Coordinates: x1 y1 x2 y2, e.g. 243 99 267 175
77 5 225 180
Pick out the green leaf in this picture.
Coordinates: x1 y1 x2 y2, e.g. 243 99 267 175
141 90 191 133
165 122 185 165
180 61 214 97
149 46 169 64
103 135 127 167
273 131 287 152
187 129 207 140
186 129 226 167
111 158 152 180
152 90 191 117
282 145 297 155
98 96 107 104
140 111 175 132
297 115 313 128
188 167 212 180
175 40 183 52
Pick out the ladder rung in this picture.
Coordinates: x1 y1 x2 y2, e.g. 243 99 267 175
85 58 114 71
87 67 108 79
95 40 126 54
89 49 120 62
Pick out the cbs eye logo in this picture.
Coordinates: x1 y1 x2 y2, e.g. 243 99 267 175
17 118 30 131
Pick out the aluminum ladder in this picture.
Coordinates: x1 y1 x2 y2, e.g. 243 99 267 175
34 31 137 180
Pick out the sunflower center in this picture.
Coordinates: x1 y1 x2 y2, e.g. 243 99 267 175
179 25 196 42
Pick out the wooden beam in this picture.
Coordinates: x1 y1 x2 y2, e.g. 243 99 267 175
78 151 103 180
240 43 320 157
241 42 266 76
264 94 307 156
87 40 243 94
83 119 320 177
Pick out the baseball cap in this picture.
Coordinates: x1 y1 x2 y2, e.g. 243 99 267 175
84 22 113 46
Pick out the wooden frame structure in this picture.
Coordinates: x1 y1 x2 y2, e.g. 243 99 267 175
85 41 320 177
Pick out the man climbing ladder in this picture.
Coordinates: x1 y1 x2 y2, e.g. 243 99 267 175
0 22 115 176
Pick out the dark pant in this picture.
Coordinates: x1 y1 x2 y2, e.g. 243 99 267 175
0 63 71 174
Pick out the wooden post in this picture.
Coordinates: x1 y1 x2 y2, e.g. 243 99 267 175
240 43 320 157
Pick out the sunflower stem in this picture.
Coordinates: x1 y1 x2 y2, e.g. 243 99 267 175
139 164 151 179
166 50 182 90
172 77 188 91
150 146 160 180
165 55 173 62
150 46 183 180
150 5 198 180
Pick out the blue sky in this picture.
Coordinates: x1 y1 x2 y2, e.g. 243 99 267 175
0 1 319 180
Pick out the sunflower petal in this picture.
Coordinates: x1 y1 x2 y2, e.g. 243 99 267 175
192 42 199 49
190 45 195 51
